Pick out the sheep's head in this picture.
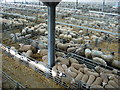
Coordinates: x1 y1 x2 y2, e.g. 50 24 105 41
19 43 24 47
111 52 114 56
98 48 102 51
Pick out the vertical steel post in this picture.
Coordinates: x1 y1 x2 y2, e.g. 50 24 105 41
76 0 78 9
102 0 105 12
48 6 56 67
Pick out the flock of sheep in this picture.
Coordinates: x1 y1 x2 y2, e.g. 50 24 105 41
6 39 120 89
2 18 29 30
2 3 119 89
8 21 119 89
10 22 119 69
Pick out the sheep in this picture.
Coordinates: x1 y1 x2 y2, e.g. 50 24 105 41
79 68 86 73
85 48 92 59
25 34 31 38
79 30 83 35
15 33 21 37
52 65 58 77
83 36 90 40
27 28 34 34
39 29 46 35
93 57 107 66
59 34 64 39
44 31 48 35
21 29 27 35
61 64 68 71
16 36 25 42
91 35 98 40
25 50 33 57
100 72 108 86
91 49 104 58
55 52 65 57
108 80 119 88
69 66 79 74
42 55 48 64
74 72 84 81
69 57 79 64
86 75 96 85
81 74 89 83
85 71 99 77
71 63 86 70
65 68 77 78
37 49 48 56
104 84 115 89
109 76 119 84
57 43 69 51
56 57 69 66
101 52 114 63
10 33 15 38
111 60 120 69
10 46 17 56
67 47 76 53
18 44 35 52
75 47 85 56
92 77 103 85
91 85 104 89
95 66 116 74
57 64 65 73
67 35 72 41
72 38 83 44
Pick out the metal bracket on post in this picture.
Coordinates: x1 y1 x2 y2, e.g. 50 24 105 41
40 0 61 68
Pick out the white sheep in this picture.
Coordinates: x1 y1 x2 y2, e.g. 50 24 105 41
100 72 108 86
68 66 79 74
86 75 96 85
67 47 76 53
57 43 69 51
101 52 114 63
42 55 48 64
71 63 86 70
112 60 120 68
56 57 69 66
91 49 104 58
81 74 89 83
25 50 33 57
69 57 79 64
52 65 58 77
22 29 27 35
85 48 92 59
25 34 31 38
92 77 103 85
61 64 68 71
74 72 83 81
57 64 65 73
105 84 115 89
37 49 48 56
93 57 107 66
55 52 65 57
18 44 35 52
65 69 77 78
108 80 119 88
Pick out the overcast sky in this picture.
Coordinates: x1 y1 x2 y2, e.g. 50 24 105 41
1 0 119 2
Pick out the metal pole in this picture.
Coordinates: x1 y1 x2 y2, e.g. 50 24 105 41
102 0 105 12
76 0 78 9
48 6 56 67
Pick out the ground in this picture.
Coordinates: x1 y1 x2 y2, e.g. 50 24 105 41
2 53 64 88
